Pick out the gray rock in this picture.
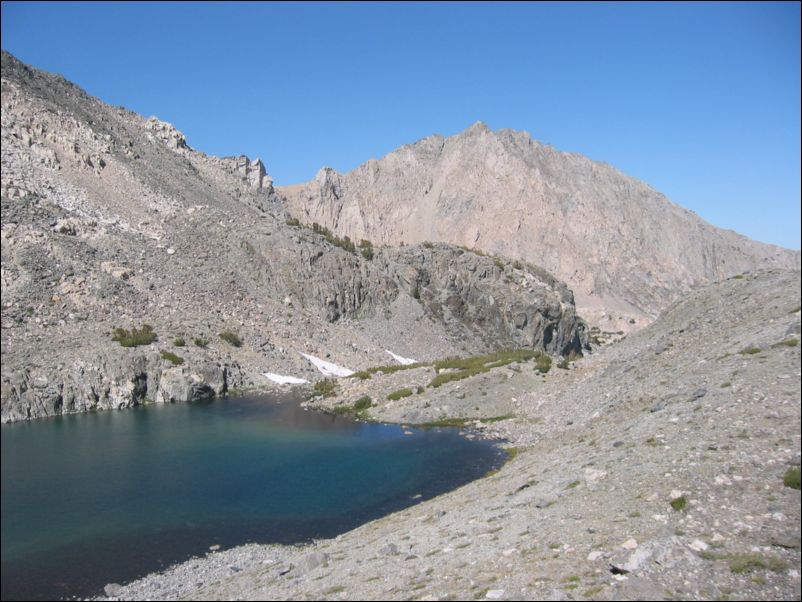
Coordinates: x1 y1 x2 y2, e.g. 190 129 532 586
292 551 328 575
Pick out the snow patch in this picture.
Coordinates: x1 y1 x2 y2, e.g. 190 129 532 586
264 373 308 385
299 352 354 377
386 350 417 365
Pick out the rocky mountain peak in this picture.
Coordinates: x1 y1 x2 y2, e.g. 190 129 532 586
279 122 800 331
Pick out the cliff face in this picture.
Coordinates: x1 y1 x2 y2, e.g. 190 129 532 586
0 52 585 422
279 122 800 331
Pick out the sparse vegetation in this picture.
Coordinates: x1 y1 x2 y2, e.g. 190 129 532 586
354 396 372 411
739 346 761 355
160 350 184 365
422 415 513 429
387 388 414 401
670 495 688 511
429 349 543 388
729 553 787 574
311 222 356 253
783 466 801 490
193 337 209 348
772 338 799 348
534 353 552 374
173 337 186 347
219 331 243 347
285 217 301 227
359 239 374 260
111 324 157 347
313 379 337 398
422 241 435 249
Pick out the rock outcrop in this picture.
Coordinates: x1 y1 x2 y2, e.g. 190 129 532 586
0 51 585 422
279 121 800 331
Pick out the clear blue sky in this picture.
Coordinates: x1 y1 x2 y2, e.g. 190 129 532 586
2 1 800 249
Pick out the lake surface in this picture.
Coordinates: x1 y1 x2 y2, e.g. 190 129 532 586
1 394 504 600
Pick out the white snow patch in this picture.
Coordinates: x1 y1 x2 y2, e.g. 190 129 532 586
299 352 354 377
386 350 417 365
264 373 308 385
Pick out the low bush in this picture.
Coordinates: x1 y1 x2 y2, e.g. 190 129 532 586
784 466 801 490
193 337 209 348
354 396 372 411
112 324 157 347
160 350 184 365
313 379 336 398
670 496 688 511
219 331 243 347
387 388 413 401
729 553 787 574
173 337 186 347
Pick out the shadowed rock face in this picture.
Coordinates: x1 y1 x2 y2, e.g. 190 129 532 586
0 51 586 422
279 121 800 331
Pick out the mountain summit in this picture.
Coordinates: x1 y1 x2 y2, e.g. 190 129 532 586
279 124 800 330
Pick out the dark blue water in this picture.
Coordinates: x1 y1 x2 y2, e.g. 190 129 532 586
1 394 503 600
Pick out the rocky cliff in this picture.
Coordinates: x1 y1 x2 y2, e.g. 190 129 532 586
279 122 800 331
0 51 586 422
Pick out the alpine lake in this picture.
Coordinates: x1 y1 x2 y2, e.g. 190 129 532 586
1 393 504 600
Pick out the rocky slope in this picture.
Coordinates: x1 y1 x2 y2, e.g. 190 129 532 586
100 268 801 601
279 122 800 331
0 51 586 423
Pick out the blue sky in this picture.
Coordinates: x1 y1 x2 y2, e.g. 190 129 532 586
2 2 800 249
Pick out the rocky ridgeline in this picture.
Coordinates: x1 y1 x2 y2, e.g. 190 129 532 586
98 269 801 601
279 122 800 332
0 51 586 422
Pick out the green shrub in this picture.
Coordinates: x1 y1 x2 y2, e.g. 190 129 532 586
193 337 209 348
173 337 186 347
739 346 761 355
354 396 372 411
783 466 801 490
160 350 184 365
361 246 374 260
111 324 157 347
430 349 543 387
313 379 336 398
535 354 552 374
670 496 688 511
219 331 243 347
557 358 570 370
493 257 505 270
387 388 413 401
285 217 301 227
351 370 372 380
422 241 435 249
772 338 799 348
